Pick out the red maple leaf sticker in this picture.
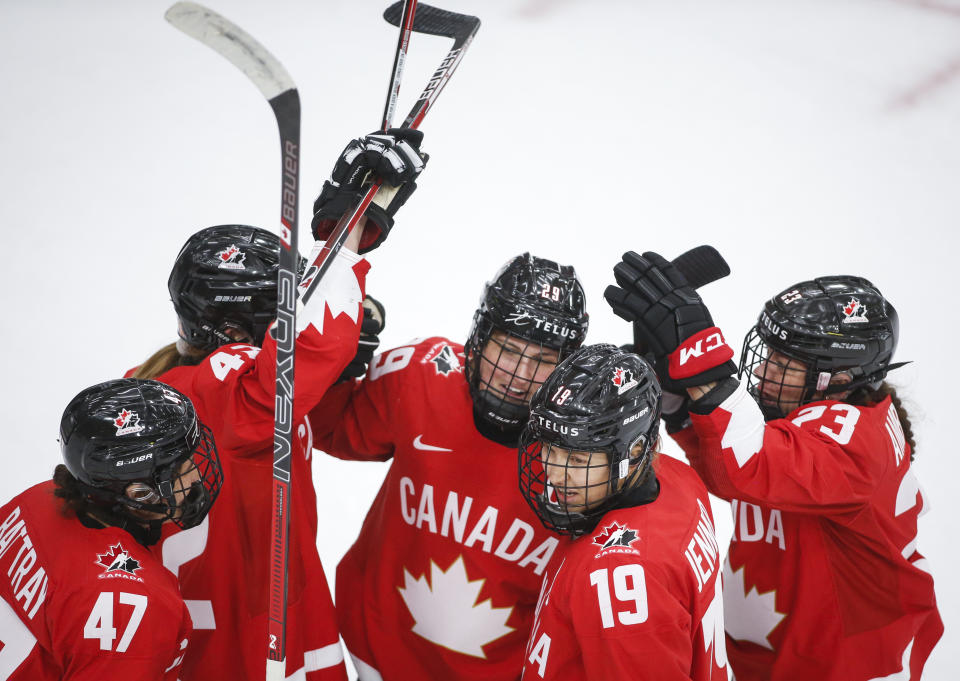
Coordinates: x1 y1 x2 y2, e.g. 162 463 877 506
220 246 238 262
612 368 625 387
843 299 857 316
115 409 131 428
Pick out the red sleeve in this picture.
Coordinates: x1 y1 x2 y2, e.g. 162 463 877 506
51 577 190 681
310 338 455 462
171 251 369 454
688 381 892 513
569 554 698 681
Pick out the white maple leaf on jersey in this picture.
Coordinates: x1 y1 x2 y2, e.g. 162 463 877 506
398 555 514 658
722 559 785 650
296 245 362 335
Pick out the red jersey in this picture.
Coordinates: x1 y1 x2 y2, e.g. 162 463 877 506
674 381 943 681
129 249 369 681
520 456 728 681
310 337 568 681
0 482 191 681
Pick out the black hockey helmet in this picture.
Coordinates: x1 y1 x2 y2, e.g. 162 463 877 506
60 378 223 537
740 275 903 419
464 253 589 447
519 344 661 537
168 224 306 353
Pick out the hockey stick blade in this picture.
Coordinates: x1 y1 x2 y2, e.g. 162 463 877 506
384 1 480 42
165 2 295 101
299 2 480 307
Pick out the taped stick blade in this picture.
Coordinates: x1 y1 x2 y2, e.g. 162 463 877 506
165 1 295 101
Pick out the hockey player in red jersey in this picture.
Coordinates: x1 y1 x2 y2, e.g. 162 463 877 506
517 344 728 681
125 130 426 681
606 252 943 681
308 253 589 680
0 378 223 680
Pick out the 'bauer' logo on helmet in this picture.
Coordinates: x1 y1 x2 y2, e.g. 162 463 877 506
215 245 247 270
842 298 868 324
113 409 145 436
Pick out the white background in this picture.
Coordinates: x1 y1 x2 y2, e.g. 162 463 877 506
1 0 957 677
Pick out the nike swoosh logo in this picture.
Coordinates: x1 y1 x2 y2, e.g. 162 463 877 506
413 435 453 452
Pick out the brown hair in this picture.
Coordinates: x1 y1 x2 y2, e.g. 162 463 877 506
131 342 203 380
52 464 96 517
847 382 916 461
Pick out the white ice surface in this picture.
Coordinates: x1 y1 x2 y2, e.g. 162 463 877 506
1 0 957 678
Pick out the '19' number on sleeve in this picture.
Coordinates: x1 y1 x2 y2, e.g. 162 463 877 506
83 592 148 652
589 564 648 628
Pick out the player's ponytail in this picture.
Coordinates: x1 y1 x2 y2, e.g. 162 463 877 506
848 382 916 461
131 342 204 380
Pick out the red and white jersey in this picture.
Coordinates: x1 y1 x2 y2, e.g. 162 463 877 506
674 381 943 681
520 456 728 681
0 482 191 681
310 337 569 681
128 249 369 681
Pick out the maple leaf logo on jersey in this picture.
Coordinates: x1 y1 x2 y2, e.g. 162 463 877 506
593 522 640 555
841 297 868 323
722 560 785 650
611 367 638 395
96 543 141 575
113 409 145 436
398 556 514 658
431 344 462 376
215 245 246 270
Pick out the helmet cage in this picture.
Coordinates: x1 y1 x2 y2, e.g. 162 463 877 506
740 304 896 420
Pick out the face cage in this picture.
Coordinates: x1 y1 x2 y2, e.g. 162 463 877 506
121 422 223 530
519 434 642 537
466 319 566 430
740 327 849 420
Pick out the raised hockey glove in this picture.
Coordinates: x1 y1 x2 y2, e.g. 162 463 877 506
604 251 736 390
311 128 427 254
337 295 386 384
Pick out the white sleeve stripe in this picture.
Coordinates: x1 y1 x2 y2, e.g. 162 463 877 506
303 642 345 671
719 381 766 468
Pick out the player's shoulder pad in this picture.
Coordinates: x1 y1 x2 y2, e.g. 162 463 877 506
367 336 465 382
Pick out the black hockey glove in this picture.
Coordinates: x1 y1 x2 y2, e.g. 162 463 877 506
604 251 736 390
311 128 427 254
337 295 386 384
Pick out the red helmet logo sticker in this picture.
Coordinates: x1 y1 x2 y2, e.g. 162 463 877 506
612 367 638 395
842 297 868 324
114 409 145 436
216 245 246 270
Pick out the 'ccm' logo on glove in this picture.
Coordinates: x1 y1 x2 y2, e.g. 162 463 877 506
668 327 734 380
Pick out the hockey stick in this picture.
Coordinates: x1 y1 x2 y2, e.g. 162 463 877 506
631 245 731 351
163 4 299 679
299 2 481 305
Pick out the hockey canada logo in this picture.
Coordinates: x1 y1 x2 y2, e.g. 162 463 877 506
611 367 638 395
841 297 868 324
422 342 463 376
114 409 145 436
593 522 640 556
215 245 246 270
96 543 143 581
